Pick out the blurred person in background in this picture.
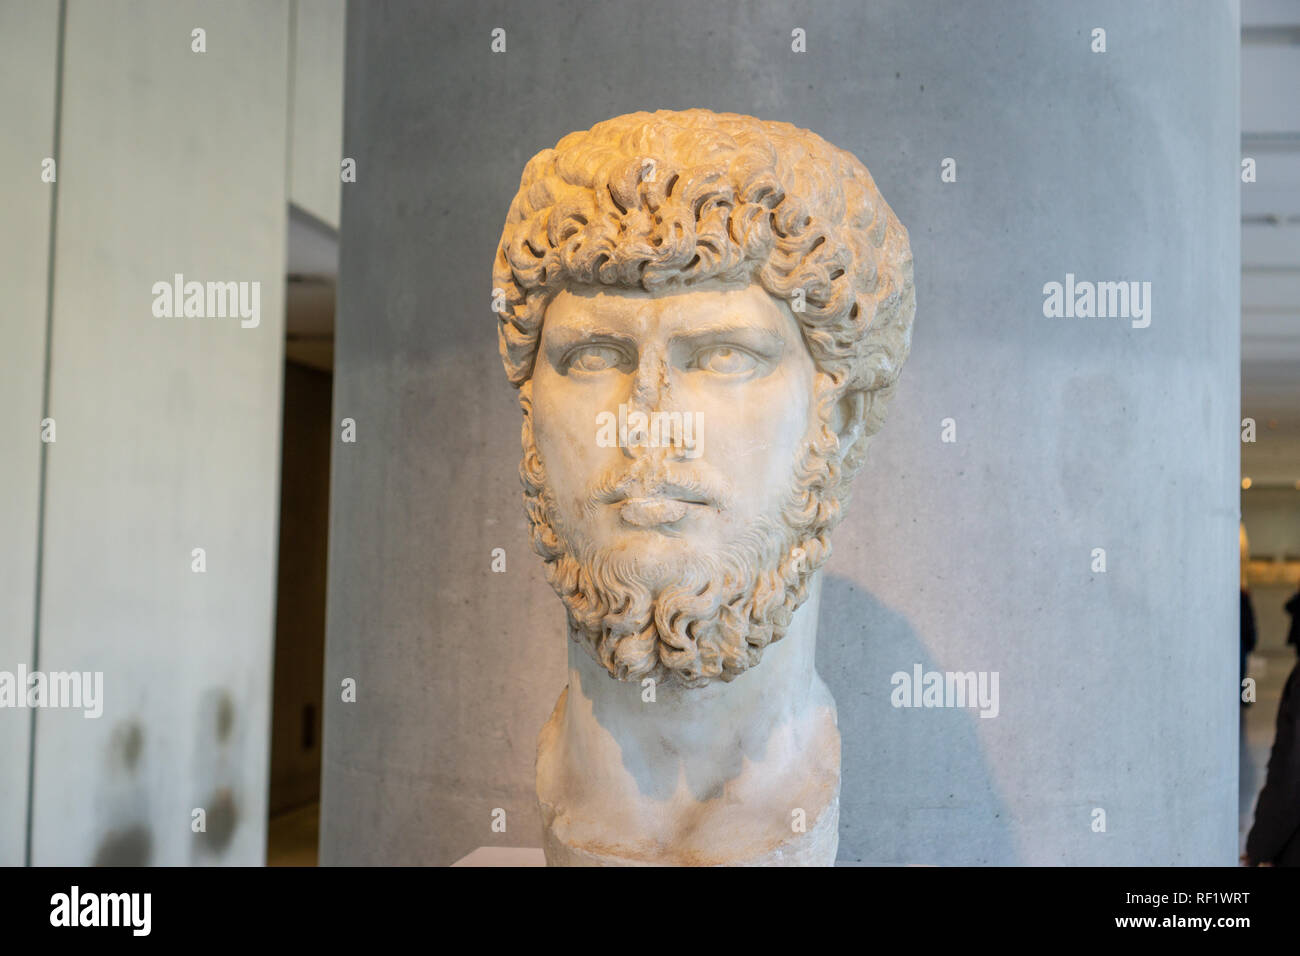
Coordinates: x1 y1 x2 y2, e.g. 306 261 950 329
1242 525 1257 703
1285 586 1299 658
1244 656 1300 866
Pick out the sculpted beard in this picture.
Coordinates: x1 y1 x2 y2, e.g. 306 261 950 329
518 381 848 689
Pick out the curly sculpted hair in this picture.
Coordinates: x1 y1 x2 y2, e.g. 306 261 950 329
493 108 915 481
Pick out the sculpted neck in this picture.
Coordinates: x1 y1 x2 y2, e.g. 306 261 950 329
540 570 842 865
563 572 827 767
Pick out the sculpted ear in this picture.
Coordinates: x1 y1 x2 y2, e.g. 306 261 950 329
831 388 868 449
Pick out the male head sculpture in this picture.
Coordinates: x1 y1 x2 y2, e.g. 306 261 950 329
494 109 913 865
495 109 914 686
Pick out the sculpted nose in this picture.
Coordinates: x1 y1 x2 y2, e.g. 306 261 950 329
622 357 697 462
629 355 667 410
622 361 659 460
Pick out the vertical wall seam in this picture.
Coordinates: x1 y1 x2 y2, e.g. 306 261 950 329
25 0 67 868
286 0 297 205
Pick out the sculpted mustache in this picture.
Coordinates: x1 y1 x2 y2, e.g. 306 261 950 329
588 467 733 509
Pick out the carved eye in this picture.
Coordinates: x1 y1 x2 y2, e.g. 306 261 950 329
693 346 758 375
567 345 625 372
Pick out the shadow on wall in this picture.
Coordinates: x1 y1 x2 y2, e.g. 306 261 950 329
93 721 152 866
92 687 244 866
820 574 1013 865
190 687 242 861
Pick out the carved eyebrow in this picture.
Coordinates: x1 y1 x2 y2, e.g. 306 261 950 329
542 327 639 371
541 320 787 359
669 324 787 352
544 326 639 351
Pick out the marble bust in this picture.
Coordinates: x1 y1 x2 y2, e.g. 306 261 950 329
492 109 915 866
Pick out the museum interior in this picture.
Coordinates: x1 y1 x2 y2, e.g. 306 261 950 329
2 1 1299 868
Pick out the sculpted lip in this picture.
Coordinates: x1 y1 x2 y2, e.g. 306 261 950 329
600 479 718 507
618 496 696 527
603 478 719 527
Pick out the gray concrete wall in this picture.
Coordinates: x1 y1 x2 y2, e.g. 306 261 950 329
322 0 1240 865
0 0 60 867
289 0 346 229
22 0 290 865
